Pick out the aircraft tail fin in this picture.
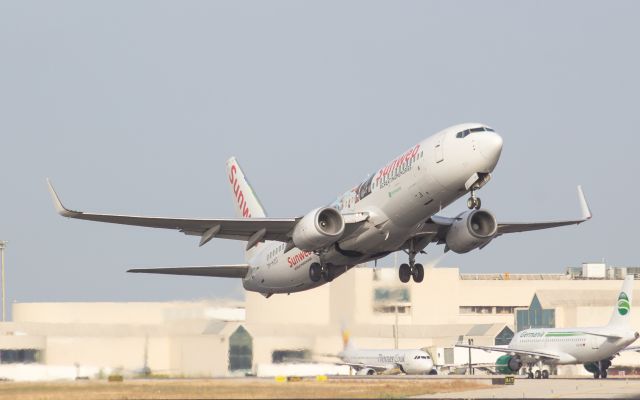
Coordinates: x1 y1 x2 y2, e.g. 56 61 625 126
342 327 356 351
608 276 634 327
226 157 267 260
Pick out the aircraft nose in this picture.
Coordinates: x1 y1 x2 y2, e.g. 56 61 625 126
479 131 503 164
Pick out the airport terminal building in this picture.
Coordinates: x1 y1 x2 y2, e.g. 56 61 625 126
1 263 639 379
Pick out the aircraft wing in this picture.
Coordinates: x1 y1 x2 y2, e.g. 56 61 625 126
420 186 591 243
128 264 250 278
336 361 395 373
488 186 590 235
579 330 623 339
621 346 640 353
455 343 561 360
48 180 368 248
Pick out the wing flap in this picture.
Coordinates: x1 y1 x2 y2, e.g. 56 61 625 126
127 265 250 278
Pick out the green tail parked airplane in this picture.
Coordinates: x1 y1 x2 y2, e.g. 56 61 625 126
457 276 639 379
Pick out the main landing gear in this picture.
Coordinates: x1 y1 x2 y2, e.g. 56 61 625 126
309 262 335 283
467 188 481 210
398 243 424 284
524 363 549 379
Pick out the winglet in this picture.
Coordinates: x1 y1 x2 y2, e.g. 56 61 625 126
577 185 592 221
46 179 81 217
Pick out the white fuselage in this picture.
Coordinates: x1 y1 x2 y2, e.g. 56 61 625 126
242 123 503 294
510 326 638 365
339 348 434 375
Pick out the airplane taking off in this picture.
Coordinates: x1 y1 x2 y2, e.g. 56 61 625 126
48 123 592 297
335 330 435 375
456 276 639 379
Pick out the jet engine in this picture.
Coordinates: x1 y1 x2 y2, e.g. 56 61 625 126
292 207 345 251
445 209 497 254
356 368 376 376
495 355 522 374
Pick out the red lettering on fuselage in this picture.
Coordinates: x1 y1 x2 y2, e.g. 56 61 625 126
229 164 252 218
287 250 312 267
375 144 421 185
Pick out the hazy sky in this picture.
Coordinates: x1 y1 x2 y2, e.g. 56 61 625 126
1 1 639 305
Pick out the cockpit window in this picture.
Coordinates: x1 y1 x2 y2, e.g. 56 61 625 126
456 126 494 138
456 129 470 138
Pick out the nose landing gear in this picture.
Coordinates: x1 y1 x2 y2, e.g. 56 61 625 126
467 189 481 210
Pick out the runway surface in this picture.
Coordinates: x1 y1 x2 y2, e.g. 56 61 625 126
413 377 640 399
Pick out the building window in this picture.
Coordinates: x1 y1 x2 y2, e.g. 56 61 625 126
515 295 556 332
373 305 411 314
459 306 494 314
374 287 410 302
373 286 411 314
494 326 514 346
228 326 252 372
0 349 41 364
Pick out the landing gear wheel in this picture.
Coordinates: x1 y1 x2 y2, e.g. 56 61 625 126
534 370 541 379
467 197 475 209
412 263 424 283
527 372 534 379
467 188 482 209
322 266 334 282
593 371 600 379
601 370 607 379
542 370 549 379
466 197 481 210
399 263 411 283
309 263 322 283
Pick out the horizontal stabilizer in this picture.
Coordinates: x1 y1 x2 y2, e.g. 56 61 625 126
127 265 250 278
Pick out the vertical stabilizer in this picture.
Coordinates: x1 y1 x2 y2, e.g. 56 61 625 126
226 157 267 260
226 157 267 219
608 276 634 327
342 327 356 351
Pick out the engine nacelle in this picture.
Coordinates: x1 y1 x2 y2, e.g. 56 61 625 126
495 355 522 374
584 360 611 373
356 368 376 376
292 207 345 251
445 209 497 254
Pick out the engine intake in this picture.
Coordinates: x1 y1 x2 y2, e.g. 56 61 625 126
496 355 522 374
445 209 497 254
292 207 345 251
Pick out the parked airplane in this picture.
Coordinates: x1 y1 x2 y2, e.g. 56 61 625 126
48 123 591 297
336 330 435 375
456 276 639 379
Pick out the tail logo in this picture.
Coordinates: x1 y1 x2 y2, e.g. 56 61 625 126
228 164 252 218
618 292 630 316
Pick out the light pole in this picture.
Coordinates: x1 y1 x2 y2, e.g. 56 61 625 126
0 241 6 322
468 338 474 375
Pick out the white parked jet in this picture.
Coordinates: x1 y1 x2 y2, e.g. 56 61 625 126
336 330 435 375
456 276 639 379
48 123 591 297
